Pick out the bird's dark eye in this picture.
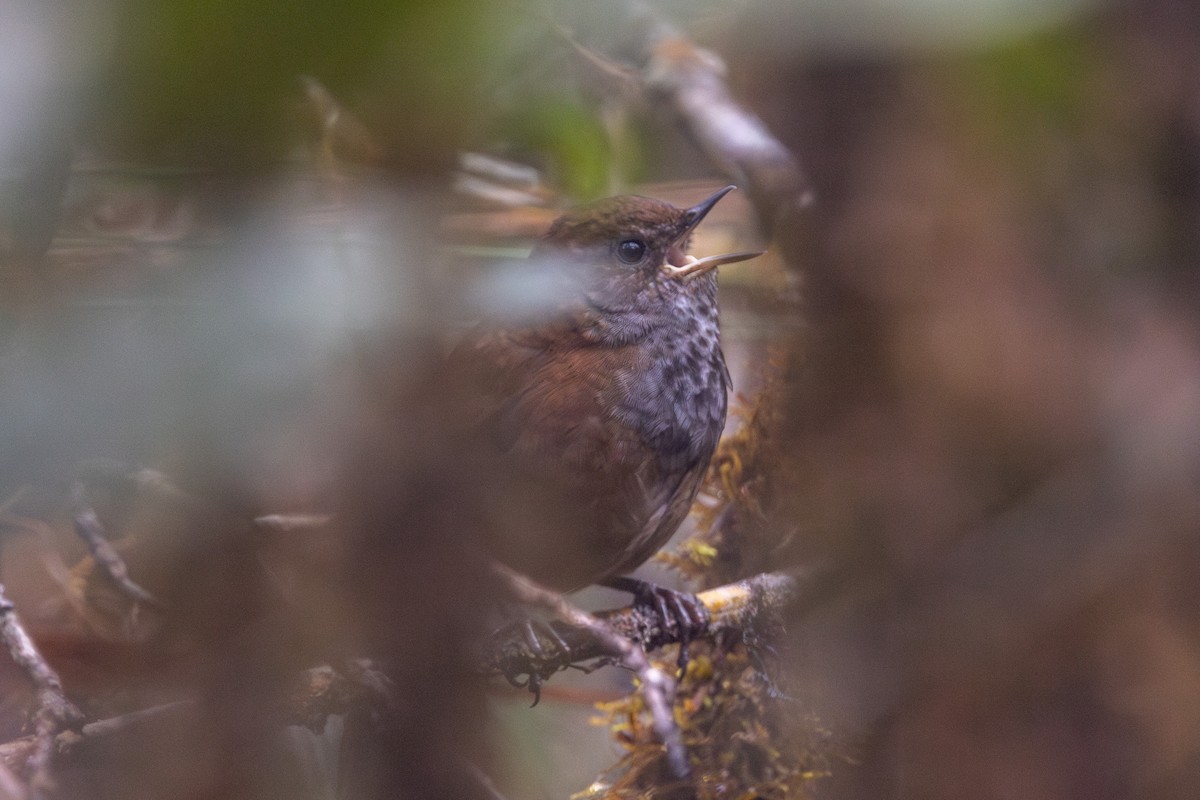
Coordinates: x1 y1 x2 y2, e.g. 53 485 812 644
616 238 647 264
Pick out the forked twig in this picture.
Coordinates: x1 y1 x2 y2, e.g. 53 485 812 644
0 701 193 775
0 584 84 796
69 481 160 610
490 563 691 780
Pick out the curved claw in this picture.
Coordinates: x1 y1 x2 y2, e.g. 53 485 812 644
601 576 712 673
526 671 543 707
489 617 570 704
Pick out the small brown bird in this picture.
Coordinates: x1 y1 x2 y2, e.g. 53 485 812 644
456 186 761 613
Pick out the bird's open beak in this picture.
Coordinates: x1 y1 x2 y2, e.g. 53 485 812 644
665 185 765 280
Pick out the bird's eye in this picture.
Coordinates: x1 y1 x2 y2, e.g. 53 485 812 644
616 238 647 264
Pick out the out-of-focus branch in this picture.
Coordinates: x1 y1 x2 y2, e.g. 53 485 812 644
0 662 377 773
610 2 812 237
0 564 810 791
453 152 556 209
252 513 334 533
490 563 690 781
444 152 561 239
69 481 160 610
300 75 381 168
0 584 84 794
0 701 192 775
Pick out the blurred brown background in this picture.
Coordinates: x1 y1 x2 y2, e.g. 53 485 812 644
2 0 1200 798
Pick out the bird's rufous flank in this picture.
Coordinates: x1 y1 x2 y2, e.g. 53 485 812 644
453 185 763 599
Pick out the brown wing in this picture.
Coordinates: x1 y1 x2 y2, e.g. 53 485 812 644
450 327 699 591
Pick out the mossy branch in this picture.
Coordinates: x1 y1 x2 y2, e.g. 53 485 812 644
482 570 818 684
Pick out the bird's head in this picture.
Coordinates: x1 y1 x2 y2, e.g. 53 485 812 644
534 186 761 300
532 187 763 340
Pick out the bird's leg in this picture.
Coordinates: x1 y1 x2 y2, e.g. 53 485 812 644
519 618 571 661
600 576 711 673
488 616 572 705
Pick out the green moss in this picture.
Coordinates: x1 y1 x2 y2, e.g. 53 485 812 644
576 646 826 800
496 98 615 201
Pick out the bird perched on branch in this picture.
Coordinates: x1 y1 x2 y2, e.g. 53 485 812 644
452 185 761 627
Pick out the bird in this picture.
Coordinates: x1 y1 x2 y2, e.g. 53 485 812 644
452 185 762 625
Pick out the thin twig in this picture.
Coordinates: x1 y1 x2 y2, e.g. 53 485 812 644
0 584 84 794
0 701 193 774
458 153 543 192
490 563 690 780
571 0 811 238
300 75 381 166
69 481 160 610
253 514 334 533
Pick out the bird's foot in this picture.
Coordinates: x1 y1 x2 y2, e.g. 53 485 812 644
488 617 571 706
601 576 711 674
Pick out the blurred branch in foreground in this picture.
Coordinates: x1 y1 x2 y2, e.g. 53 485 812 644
0 1 820 799
557 0 812 239
0 583 83 798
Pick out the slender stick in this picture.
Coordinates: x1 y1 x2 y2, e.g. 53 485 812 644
0 702 193 775
69 481 159 609
0 584 83 794
490 563 691 780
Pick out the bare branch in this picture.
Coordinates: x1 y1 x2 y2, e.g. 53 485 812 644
0 586 82 727
69 481 160 610
0 702 193 775
0 584 84 794
458 153 543 193
300 75 381 166
490 563 690 781
252 513 334 533
613 2 812 235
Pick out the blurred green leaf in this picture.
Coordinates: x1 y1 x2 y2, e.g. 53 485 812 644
102 0 505 166
498 98 612 201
